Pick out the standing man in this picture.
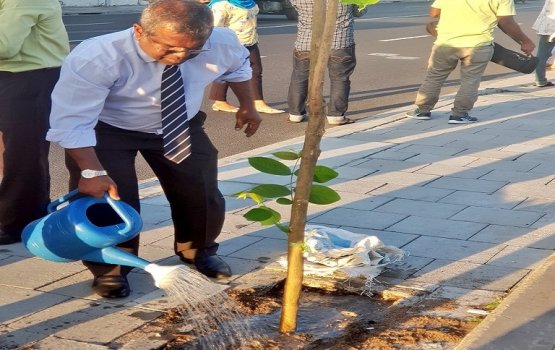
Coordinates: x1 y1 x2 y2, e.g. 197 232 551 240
47 0 261 298
406 0 535 124
287 0 366 125
0 0 69 245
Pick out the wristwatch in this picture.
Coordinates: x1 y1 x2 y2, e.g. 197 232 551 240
81 169 108 179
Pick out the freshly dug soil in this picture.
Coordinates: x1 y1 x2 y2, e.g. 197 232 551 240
157 282 479 350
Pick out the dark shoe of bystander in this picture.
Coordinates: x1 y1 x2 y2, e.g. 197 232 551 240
406 108 431 120
448 113 478 124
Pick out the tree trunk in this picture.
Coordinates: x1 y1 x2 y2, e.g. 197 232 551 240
279 0 339 333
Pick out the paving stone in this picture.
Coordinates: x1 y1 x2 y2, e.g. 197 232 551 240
407 153 479 166
389 216 486 239
137 244 174 263
228 238 288 261
339 194 394 211
468 224 555 249
333 165 378 180
138 226 174 245
465 158 540 172
309 208 406 230
439 190 526 209
329 178 386 194
513 196 555 214
410 259 530 291
373 198 466 219
486 246 553 269
0 255 86 289
428 285 505 306
450 206 543 227
140 195 169 207
0 325 44 349
425 176 507 193
395 144 467 157
352 158 428 173
367 182 454 202
366 149 421 161
0 286 70 324
0 242 34 258
402 236 503 264
217 235 265 256
140 203 172 225
415 163 492 179
30 336 110 349
359 170 440 186
479 169 554 183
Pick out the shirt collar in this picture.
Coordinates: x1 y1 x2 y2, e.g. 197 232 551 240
130 27 158 63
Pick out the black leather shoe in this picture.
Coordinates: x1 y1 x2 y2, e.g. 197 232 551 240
180 255 232 279
92 275 130 298
0 231 21 245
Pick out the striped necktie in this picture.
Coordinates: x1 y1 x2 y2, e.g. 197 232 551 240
161 65 191 164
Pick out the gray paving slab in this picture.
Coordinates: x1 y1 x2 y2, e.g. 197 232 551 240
27 336 110 349
415 163 492 179
373 198 466 219
388 216 486 240
228 237 288 261
0 286 71 324
450 206 543 227
438 190 526 210
468 224 555 250
360 170 440 186
367 182 455 202
309 207 406 230
424 176 507 194
402 236 503 264
351 158 428 173
410 259 530 291
486 246 553 269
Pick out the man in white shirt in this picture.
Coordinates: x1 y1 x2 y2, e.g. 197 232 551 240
47 0 261 298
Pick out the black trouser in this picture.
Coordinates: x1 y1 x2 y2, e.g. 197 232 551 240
209 43 264 101
66 112 225 277
0 68 60 237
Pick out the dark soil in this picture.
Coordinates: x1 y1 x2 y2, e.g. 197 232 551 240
155 282 479 350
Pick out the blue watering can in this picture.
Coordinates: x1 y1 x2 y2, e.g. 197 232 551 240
22 190 151 270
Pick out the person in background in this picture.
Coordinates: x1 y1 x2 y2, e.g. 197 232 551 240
0 0 69 245
208 0 284 114
287 0 366 125
47 0 261 298
406 0 534 124
532 0 555 87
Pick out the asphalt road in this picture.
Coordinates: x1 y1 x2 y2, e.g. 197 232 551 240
46 1 543 198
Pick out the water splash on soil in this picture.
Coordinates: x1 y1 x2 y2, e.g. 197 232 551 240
146 264 258 349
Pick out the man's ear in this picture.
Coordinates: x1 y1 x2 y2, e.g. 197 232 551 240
133 24 144 40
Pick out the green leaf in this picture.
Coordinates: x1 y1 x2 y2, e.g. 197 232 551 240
340 0 380 10
272 151 300 160
276 197 293 205
248 192 265 204
313 165 339 183
309 185 341 205
276 223 290 233
234 191 248 200
248 157 292 175
259 207 281 226
250 184 291 198
243 207 274 222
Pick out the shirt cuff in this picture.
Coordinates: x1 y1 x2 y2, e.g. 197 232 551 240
46 128 97 149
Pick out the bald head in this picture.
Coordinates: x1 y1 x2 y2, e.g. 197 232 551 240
140 0 213 40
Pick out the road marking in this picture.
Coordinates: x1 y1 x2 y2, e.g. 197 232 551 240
386 56 420 60
380 35 430 42
65 22 112 26
368 53 399 57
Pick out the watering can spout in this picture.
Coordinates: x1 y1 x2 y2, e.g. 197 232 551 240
82 247 151 270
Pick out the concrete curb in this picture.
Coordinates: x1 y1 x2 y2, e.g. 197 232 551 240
455 253 555 350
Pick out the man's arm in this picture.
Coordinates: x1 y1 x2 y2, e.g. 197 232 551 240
228 80 261 137
497 16 535 55
66 147 119 199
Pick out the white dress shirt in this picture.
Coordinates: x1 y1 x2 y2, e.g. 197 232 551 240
47 27 251 149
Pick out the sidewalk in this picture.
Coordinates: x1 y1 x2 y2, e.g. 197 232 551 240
1 72 555 349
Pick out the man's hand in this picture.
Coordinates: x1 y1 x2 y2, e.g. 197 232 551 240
79 176 120 199
521 40 536 56
234 107 261 137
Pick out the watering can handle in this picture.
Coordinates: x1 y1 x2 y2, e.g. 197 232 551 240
47 190 135 237
104 194 135 237
47 189 82 213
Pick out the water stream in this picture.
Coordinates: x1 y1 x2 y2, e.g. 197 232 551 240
145 264 258 349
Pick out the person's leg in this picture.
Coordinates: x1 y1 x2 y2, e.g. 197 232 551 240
249 44 284 114
414 45 459 113
327 45 356 123
0 68 58 244
209 82 238 112
141 112 227 276
287 50 310 121
534 35 555 86
451 45 493 118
